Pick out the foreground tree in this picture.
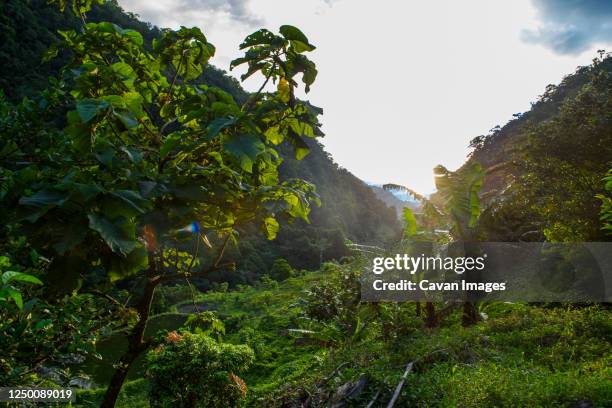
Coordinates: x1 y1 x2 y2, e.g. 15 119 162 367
1 2 322 405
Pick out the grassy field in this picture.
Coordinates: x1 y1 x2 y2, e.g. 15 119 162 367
76 270 612 407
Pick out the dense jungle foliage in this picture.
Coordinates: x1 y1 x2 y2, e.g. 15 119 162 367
465 52 612 243
0 1 610 407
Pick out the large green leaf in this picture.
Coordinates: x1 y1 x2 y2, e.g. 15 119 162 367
2 271 43 285
139 181 168 199
288 54 318 92
101 190 149 219
279 25 308 42
238 29 277 50
402 207 417 237
160 133 182 159
65 112 92 153
287 129 310 160
113 110 138 129
107 245 148 282
111 190 150 213
111 62 137 88
205 117 237 141
88 214 138 256
170 184 209 201
19 189 68 222
0 287 23 309
94 148 115 168
264 126 284 145
76 99 109 123
123 91 145 118
263 216 279 240
121 29 144 45
223 133 265 173
240 61 268 81
280 25 315 52
56 181 103 202
120 146 143 163
19 189 67 208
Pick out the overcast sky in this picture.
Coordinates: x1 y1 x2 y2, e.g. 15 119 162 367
119 0 612 193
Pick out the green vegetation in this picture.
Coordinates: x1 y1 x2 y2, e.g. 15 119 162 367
75 267 611 407
146 331 254 407
0 0 400 277
598 168 612 235
468 53 612 242
0 1 610 407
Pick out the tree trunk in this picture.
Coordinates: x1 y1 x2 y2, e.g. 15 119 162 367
461 241 481 327
461 301 479 327
100 348 142 408
319 246 323 267
101 276 158 407
425 302 437 328
415 301 421 317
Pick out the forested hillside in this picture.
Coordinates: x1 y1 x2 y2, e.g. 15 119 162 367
457 54 612 242
369 185 419 218
0 0 399 282
0 0 161 101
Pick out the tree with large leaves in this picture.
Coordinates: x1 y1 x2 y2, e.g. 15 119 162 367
385 162 486 326
1 2 322 405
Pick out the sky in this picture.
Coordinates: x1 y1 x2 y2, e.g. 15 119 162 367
118 0 612 194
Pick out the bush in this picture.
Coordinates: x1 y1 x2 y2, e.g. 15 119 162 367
269 259 294 281
146 332 254 407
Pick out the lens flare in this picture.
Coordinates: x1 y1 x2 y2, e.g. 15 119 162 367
143 224 157 251
178 221 200 234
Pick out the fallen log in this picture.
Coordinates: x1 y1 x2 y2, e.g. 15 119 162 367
366 389 381 408
386 362 413 408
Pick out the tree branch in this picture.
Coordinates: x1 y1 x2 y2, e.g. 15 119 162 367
169 47 187 90
242 61 277 112
186 235 200 275
214 233 232 267
157 262 235 284
81 289 123 307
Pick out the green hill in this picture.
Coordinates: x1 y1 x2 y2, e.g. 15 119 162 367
457 54 612 242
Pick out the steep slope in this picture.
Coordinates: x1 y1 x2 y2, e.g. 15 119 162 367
280 142 400 245
464 56 612 196
0 0 161 101
458 55 612 241
369 185 419 218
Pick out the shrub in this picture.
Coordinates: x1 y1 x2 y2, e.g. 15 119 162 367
146 332 254 407
269 259 294 281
